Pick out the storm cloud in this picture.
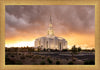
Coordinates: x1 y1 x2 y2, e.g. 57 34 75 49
5 5 95 39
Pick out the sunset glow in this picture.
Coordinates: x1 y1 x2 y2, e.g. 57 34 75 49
5 5 95 49
5 32 95 49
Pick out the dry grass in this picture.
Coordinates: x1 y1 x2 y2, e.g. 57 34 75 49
6 52 85 65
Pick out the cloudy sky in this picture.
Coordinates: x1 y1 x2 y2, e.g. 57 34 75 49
5 5 95 49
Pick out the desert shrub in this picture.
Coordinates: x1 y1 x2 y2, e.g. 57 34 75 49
11 55 14 57
32 56 36 59
40 61 46 65
6 53 11 55
20 56 25 59
66 58 68 61
14 53 17 55
19 53 21 55
29 56 32 58
62 49 68 52
68 61 74 65
84 60 95 65
5 54 8 58
42 57 44 59
15 61 23 65
73 58 76 61
35 55 39 58
28 55 32 58
26 55 29 57
5 57 15 65
26 55 32 58
56 61 60 65
47 58 52 64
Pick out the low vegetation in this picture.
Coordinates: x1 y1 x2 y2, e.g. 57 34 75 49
56 61 60 65
47 58 53 64
5 46 95 65
20 56 25 59
6 57 15 65
40 61 46 65
84 60 95 65
68 61 74 65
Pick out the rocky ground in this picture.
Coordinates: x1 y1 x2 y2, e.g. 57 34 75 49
5 52 95 65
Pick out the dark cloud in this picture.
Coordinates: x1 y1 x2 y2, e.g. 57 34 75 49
5 5 95 39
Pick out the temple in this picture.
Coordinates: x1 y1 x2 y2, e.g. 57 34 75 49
35 16 67 51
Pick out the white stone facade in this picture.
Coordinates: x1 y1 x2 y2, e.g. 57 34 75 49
35 36 67 50
35 16 67 50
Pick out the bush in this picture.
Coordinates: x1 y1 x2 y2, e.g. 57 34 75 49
40 61 46 65
73 58 76 61
15 60 23 65
19 53 21 55
68 61 73 65
47 58 52 64
20 56 25 59
84 60 95 65
62 49 68 52
14 53 17 55
56 61 60 65
29 56 32 58
5 54 8 58
11 55 14 57
26 55 32 58
5 57 15 65
42 57 44 59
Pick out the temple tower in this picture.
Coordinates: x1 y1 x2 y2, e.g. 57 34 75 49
48 16 54 36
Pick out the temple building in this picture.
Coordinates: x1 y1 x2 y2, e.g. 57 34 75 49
35 17 67 51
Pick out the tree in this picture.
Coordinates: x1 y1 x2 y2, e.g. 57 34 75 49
71 45 77 53
56 61 60 65
62 49 68 52
43 48 46 51
47 58 53 64
40 61 46 65
91 48 95 52
77 47 81 52
71 45 77 61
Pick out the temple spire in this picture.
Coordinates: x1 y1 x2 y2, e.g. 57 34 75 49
48 16 54 36
50 16 52 24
